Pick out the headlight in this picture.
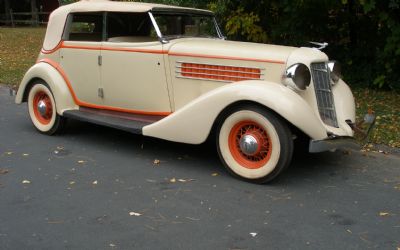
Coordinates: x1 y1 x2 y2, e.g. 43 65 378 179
327 61 341 84
283 63 311 91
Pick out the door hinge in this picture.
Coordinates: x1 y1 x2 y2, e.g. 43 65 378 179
98 55 102 66
98 88 104 98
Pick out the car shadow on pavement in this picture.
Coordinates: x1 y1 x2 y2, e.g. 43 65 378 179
62 119 348 185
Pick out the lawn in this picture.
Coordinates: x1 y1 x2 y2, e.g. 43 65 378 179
0 27 45 87
0 27 398 148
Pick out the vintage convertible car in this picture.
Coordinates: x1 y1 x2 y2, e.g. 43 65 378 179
16 0 358 183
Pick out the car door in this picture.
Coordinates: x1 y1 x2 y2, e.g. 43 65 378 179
100 12 171 114
59 12 103 106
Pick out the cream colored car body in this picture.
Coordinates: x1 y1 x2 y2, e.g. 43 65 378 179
16 0 355 147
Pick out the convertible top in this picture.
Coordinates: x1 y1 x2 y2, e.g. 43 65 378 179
43 0 213 51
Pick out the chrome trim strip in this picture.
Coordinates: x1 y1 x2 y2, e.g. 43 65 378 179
176 76 232 83
213 17 225 39
316 88 332 93
309 137 359 153
148 12 165 43
314 68 328 72
176 61 266 70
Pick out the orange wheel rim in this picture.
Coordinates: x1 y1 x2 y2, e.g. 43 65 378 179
228 120 272 169
33 91 53 125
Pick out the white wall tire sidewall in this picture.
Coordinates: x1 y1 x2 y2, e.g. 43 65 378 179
219 110 281 179
28 84 57 132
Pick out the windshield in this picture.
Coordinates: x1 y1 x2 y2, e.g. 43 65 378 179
152 13 221 40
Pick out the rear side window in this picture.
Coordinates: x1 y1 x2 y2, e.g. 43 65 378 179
63 12 103 42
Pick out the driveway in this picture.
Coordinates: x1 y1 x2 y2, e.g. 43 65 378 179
0 85 399 249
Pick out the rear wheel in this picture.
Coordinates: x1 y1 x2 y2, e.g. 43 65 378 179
27 82 66 135
216 105 293 183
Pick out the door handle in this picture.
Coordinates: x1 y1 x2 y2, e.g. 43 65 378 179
98 55 102 66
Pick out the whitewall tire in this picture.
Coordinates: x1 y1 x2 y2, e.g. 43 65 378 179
27 82 66 135
216 105 293 183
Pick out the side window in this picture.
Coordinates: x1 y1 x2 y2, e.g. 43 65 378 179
106 12 158 43
154 14 218 38
63 12 103 42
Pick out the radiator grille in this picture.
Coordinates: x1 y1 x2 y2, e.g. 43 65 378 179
311 62 339 128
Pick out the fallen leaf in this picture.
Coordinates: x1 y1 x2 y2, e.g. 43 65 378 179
92 180 98 185
69 181 75 185
170 178 176 183
211 173 219 177
109 243 116 247
22 180 31 184
5 152 13 155
346 229 352 234
379 212 390 216
153 159 160 165
250 232 257 237
22 153 29 157
178 178 195 183
129 212 142 217
0 169 9 175
77 160 86 164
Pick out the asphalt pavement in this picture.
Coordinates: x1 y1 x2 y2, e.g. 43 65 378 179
0 85 399 250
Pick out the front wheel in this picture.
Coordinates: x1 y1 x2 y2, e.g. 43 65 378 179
27 81 66 135
216 105 293 184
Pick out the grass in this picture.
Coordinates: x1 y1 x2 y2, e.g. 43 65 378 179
353 88 400 148
0 27 399 148
0 27 46 86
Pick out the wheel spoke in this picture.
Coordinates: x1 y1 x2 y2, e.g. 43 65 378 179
228 120 273 169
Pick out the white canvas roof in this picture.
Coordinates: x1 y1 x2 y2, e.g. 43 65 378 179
43 0 212 50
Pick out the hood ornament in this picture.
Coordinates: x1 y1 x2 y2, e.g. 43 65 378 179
309 42 329 50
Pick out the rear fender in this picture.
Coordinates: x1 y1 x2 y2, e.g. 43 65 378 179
143 81 327 144
16 62 77 114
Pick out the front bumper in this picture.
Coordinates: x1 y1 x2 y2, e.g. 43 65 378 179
309 107 377 153
309 137 360 153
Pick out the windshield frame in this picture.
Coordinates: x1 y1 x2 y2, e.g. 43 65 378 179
148 11 224 42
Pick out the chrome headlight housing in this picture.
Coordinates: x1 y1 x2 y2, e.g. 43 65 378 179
283 63 311 91
327 61 341 84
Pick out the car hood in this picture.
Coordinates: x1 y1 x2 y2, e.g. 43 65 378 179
165 38 298 64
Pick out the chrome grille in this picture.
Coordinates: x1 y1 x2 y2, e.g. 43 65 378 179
311 62 339 128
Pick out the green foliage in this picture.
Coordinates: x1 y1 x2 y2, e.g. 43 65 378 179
225 7 267 43
60 0 77 4
205 0 400 90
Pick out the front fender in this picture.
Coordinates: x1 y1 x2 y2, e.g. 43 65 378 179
16 62 77 114
143 81 327 144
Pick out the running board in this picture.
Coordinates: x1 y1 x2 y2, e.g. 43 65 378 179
63 107 167 134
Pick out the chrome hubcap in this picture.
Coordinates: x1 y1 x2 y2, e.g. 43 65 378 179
37 100 47 116
239 134 259 155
